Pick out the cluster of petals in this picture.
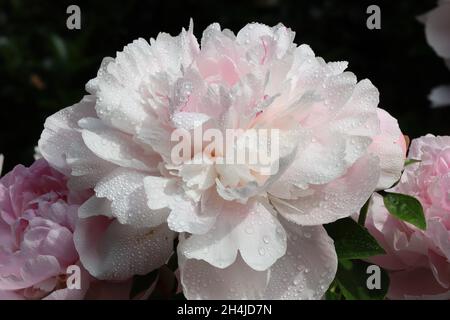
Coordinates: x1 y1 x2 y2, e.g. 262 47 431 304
0 159 131 299
366 135 450 299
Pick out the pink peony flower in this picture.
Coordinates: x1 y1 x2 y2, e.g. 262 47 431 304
0 159 131 299
421 0 450 68
366 134 450 299
419 1 450 108
39 21 405 299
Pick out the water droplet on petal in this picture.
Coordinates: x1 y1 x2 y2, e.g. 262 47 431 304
258 247 266 256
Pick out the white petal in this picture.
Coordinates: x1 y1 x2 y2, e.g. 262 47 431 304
264 219 338 299
369 108 405 189
178 219 337 300
94 168 168 227
143 176 174 210
74 216 175 280
178 199 287 271
78 196 113 218
143 176 218 234
136 119 173 164
39 96 95 174
178 251 269 300
171 112 210 130
38 96 117 190
79 117 159 172
271 154 380 225
216 129 300 202
91 41 155 134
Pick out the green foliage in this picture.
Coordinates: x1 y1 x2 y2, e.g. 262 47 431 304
335 260 389 300
382 192 426 230
325 217 385 260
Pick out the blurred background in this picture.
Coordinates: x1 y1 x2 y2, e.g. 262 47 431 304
1 0 449 173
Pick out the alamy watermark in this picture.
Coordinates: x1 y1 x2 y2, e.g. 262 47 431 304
171 128 281 175
66 265 81 290
366 5 381 30
366 264 382 290
66 5 81 30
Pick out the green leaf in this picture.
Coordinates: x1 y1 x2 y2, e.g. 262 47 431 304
357 196 371 226
325 280 342 300
382 192 426 230
404 159 421 166
325 218 385 260
336 260 389 300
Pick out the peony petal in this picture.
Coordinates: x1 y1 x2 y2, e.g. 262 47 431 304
79 117 159 172
74 216 175 280
178 252 269 300
171 112 210 130
425 2 450 59
178 219 337 300
215 129 300 202
178 198 287 271
38 96 117 191
428 249 450 289
388 267 450 299
0 255 61 291
427 218 450 261
44 264 91 300
78 196 113 219
143 176 218 234
95 168 167 227
0 290 25 299
264 219 338 299
271 155 380 225
369 108 406 189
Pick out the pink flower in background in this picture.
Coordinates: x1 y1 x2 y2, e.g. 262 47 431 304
419 1 450 108
39 21 405 299
0 159 131 299
421 1 450 68
366 135 450 299
0 159 87 299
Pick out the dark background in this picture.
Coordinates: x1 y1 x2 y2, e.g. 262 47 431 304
1 0 449 173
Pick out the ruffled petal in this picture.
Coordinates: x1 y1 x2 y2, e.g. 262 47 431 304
74 216 175 280
178 199 287 271
369 108 406 189
178 219 337 300
95 168 167 227
264 219 337 299
271 155 380 225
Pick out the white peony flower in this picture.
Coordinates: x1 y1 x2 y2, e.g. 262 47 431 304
39 21 405 299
